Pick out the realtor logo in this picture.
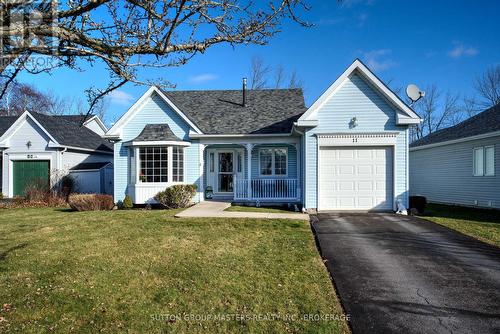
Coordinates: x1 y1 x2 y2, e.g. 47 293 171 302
0 1 59 63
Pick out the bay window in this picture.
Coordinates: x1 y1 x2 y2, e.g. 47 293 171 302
259 148 288 176
137 146 185 183
172 146 184 182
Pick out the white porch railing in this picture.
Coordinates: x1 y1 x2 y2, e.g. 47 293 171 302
234 178 299 201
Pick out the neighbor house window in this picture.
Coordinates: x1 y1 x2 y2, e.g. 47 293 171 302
259 148 288 176
172 146 184 182
140 147 168 182
473 146 495 176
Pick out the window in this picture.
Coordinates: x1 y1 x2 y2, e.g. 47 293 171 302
485 146 495 176
260 149 273 175
209 152 214 172
473 146 495 176
259 148 288 176
172 147 184 182
274 148 287 175
140 147 168 182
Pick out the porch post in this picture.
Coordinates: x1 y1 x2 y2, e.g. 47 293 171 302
199 144 206 202
295 141 301 201
246 143 253 199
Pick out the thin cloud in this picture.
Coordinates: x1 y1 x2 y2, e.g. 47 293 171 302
360 49 397 72
316 17 345 26
107 90 135 106
448 43 478 59
188 73 218 84
357 13 369 27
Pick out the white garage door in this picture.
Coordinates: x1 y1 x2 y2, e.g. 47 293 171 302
319 147 393 211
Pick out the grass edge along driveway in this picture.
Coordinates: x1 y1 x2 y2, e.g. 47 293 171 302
0 208 349 334
421 203 500 247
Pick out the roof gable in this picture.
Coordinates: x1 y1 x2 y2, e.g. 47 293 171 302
0 111 113 153
298 59 421 125
105 86 203 139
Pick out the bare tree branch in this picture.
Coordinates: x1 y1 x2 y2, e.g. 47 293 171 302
474 65 500 108
0 0 311 114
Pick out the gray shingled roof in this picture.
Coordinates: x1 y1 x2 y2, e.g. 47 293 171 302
31 113 113 152
70 162 111 171
0 116 17 137
411 104 500 147
0 113 112 152
162 88 306 134
57 114 95 125
130 124 183 142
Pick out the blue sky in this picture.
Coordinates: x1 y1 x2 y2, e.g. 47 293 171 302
19 0 500 125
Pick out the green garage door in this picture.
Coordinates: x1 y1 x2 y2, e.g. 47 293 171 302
13 160 50 197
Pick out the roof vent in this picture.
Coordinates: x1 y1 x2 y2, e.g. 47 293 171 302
242 77 247 107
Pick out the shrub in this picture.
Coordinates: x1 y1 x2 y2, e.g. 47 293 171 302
155 184 197 209
409 196 427 215
60 174 75 199
24 178 50 202
68 194 114 211
123 195 133 209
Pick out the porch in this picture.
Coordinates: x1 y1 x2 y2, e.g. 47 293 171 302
202 142 302 203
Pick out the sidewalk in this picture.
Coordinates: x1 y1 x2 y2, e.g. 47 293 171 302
175 201 310 220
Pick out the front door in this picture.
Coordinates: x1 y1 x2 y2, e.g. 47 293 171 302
218 152 233 192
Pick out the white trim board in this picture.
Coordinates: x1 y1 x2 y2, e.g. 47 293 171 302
410 130 500 151
83 115 109 133
105 86 203 138
298 59 422 125
0 111 60 147
123 140 191 147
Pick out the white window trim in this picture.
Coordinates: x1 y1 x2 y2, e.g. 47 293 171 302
137 145 186 184
258 147 288 177
473 146 495 177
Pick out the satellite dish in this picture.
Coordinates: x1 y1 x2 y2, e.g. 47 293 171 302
406 84 425 104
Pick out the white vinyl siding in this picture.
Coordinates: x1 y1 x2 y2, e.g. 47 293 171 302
410 137 499 209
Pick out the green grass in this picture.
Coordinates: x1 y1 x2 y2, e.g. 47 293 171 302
225 205 296 214
0 208 348 334
421 204 500 247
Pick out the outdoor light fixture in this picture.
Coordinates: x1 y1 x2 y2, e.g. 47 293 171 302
350 117 358 129
26 141 32 149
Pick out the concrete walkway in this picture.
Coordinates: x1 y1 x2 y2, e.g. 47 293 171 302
175 201 309 220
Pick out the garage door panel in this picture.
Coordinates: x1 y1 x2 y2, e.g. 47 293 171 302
319 147 393 211
357 165 373 174
358 181 373 191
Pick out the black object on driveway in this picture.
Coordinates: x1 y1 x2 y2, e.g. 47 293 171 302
312 212 500 334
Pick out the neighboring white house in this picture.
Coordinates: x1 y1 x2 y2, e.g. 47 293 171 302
106 59 421 211
0 111 114 197
410 104 500 209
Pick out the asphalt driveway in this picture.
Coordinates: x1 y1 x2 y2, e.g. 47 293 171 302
312 212 500 334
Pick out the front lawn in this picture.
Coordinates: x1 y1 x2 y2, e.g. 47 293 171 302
0 208 348 333
225 205 296 214
421 204 500 247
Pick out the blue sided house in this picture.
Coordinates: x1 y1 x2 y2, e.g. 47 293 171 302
105 59 421 211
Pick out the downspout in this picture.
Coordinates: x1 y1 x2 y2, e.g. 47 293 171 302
292 123 306 210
